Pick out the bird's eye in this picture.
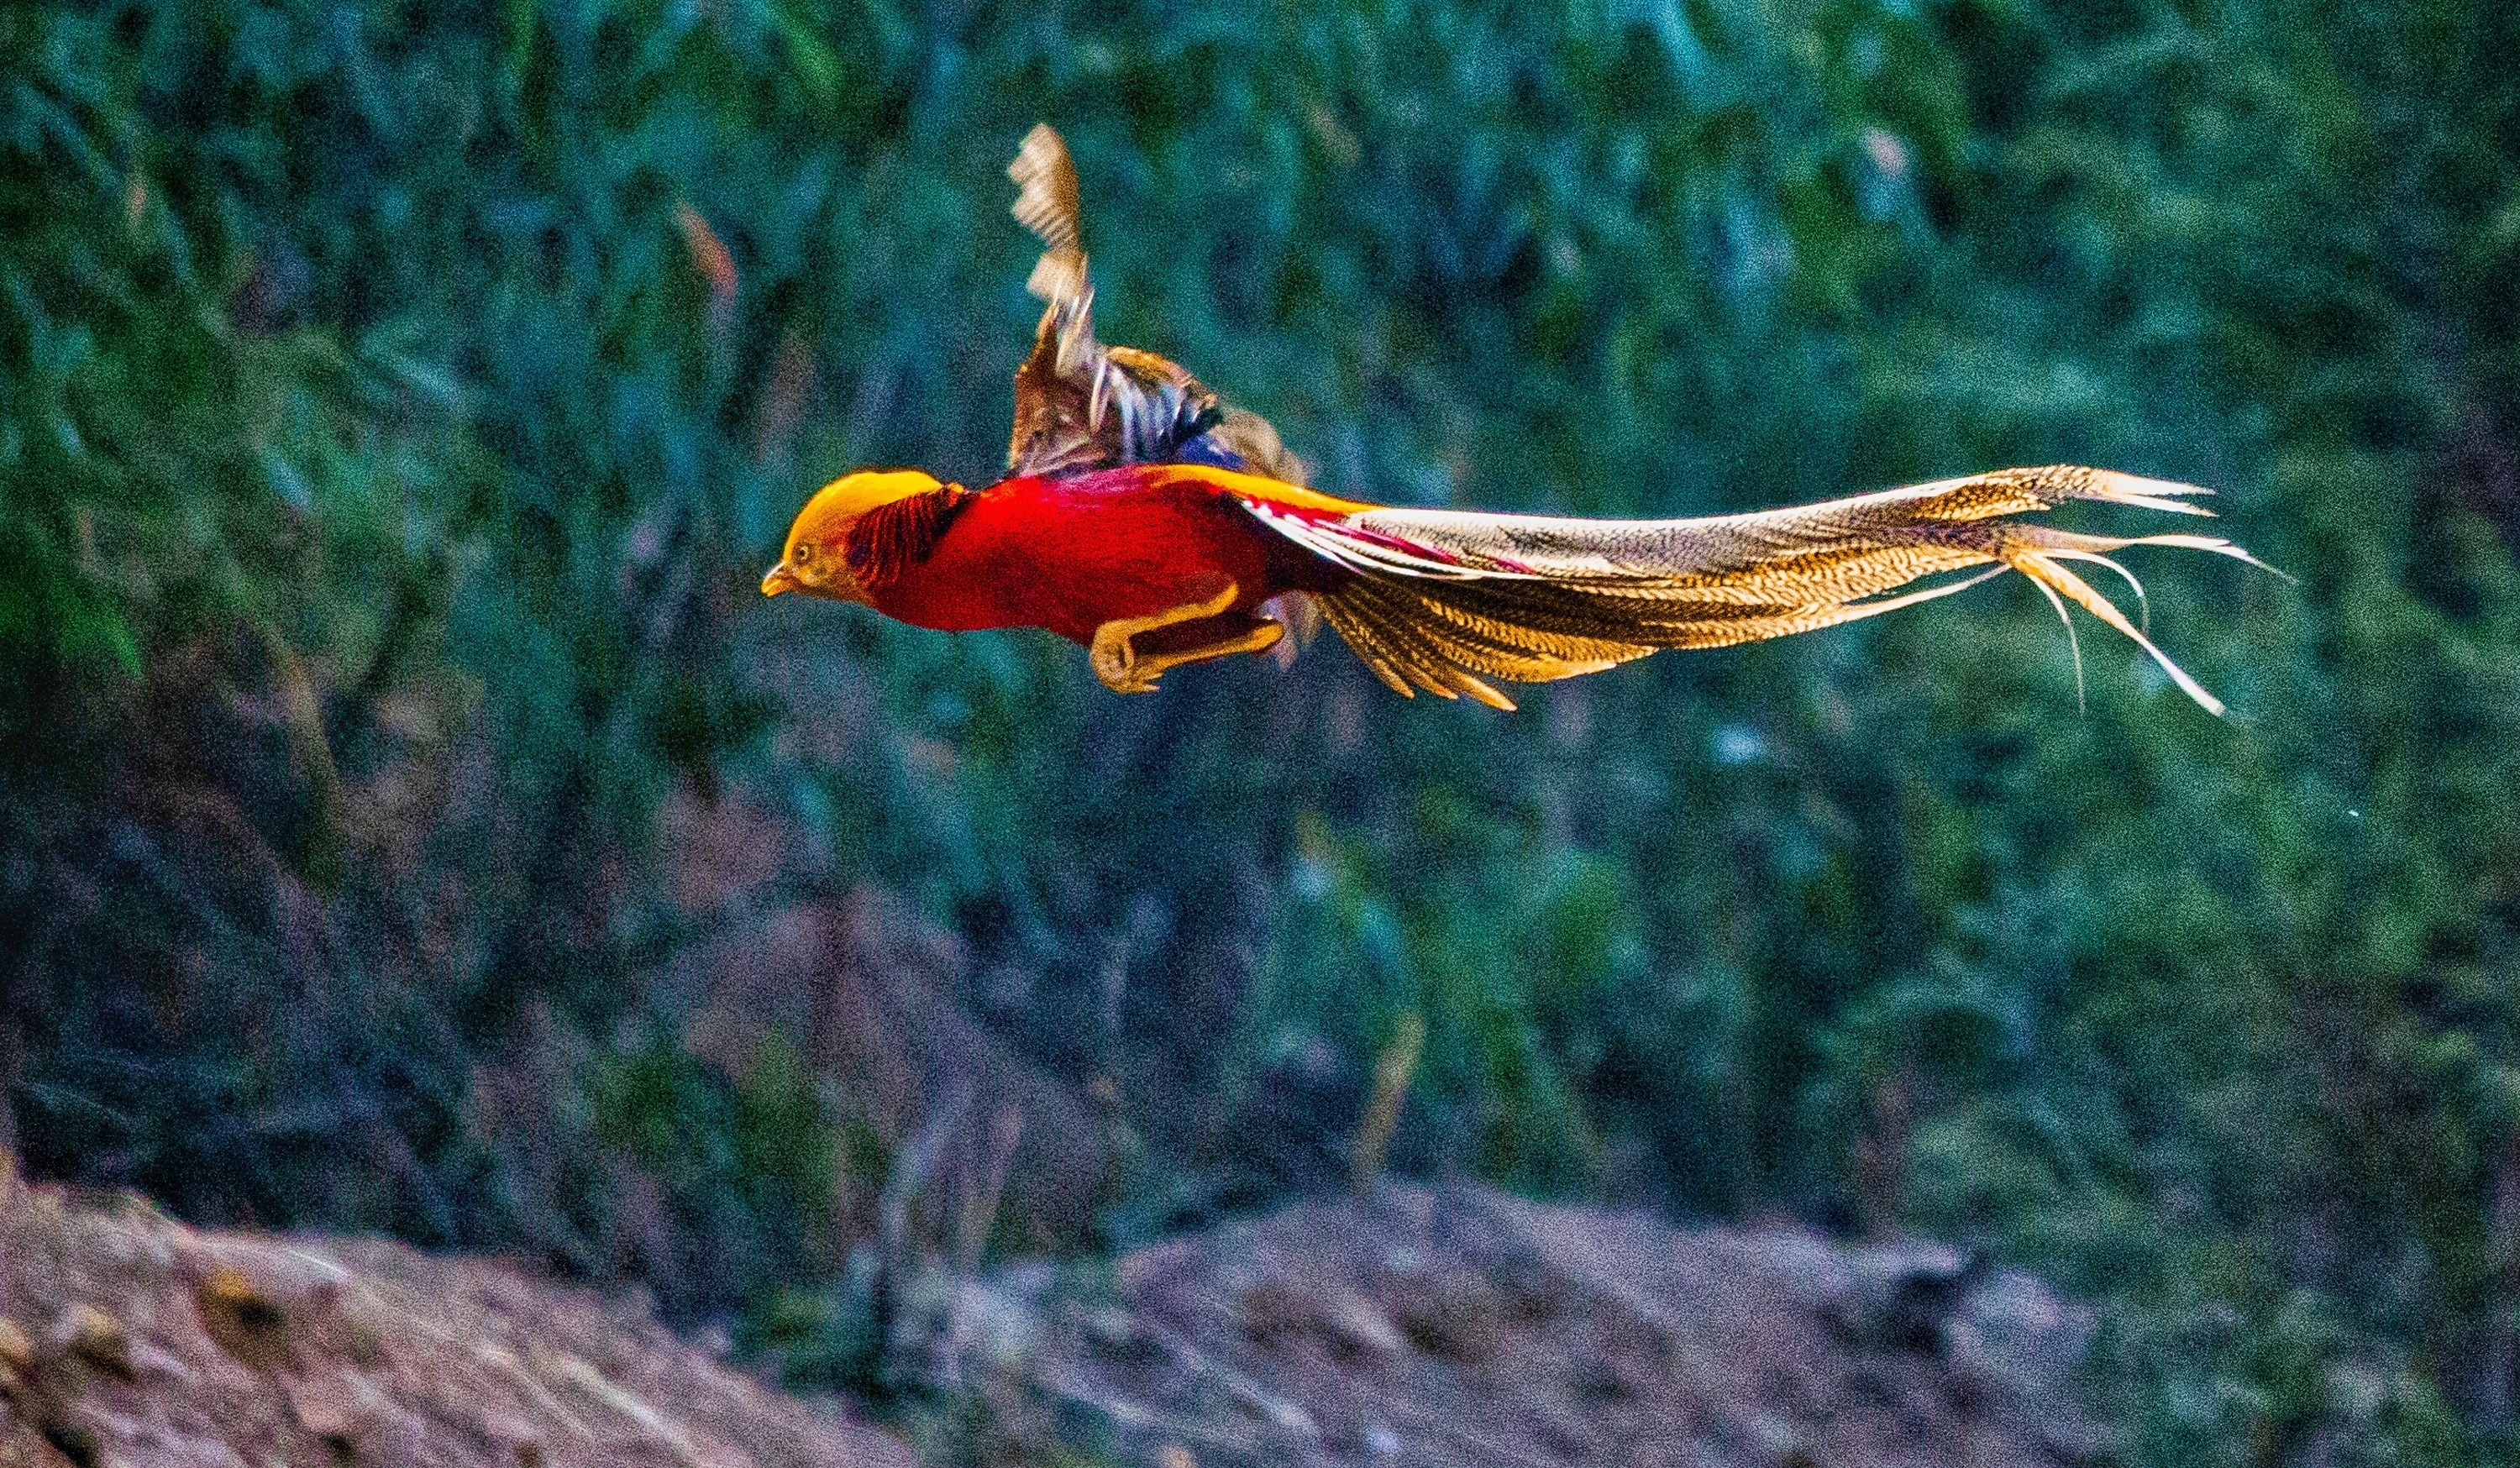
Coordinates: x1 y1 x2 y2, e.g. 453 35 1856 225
793 543 815 566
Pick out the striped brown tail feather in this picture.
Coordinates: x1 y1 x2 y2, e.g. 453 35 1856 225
1241 466 2271 713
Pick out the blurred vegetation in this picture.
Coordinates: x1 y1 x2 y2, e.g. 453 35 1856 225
5 0 2520 1460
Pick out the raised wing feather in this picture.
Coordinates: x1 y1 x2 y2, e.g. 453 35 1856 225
1226 464 2266 713
1004 127 1306 483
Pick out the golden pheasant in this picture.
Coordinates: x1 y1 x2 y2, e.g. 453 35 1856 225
763 126 2262 713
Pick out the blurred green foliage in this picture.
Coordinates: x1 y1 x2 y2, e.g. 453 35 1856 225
6 0 2520 1460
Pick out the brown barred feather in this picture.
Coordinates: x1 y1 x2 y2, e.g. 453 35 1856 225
1242 465 2267 713
1004 128 1306 482
1008 124 1082 252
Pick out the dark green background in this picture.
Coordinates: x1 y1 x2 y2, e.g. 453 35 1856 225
6 1 2519 1460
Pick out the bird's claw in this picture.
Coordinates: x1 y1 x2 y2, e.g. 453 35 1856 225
1090 630 1158 694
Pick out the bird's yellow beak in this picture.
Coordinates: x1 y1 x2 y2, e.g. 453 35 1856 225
761 562 801 597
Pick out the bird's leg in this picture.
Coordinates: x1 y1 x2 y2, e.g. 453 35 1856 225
1090 582 1281 694
1119 620 1284 691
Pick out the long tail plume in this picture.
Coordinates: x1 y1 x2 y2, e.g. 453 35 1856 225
1253 466 2272 712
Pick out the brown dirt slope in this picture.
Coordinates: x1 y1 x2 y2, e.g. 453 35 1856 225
0 1175 913 1468
3 1168 2107 1468
941 1182 2106 1468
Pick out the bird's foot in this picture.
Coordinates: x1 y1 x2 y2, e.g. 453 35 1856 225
1091 583 1278 694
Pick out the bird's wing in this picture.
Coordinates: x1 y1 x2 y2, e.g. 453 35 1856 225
1194 464 2265 713
1004 127 1307 483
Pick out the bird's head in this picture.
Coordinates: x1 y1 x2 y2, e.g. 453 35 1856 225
761 469 944 602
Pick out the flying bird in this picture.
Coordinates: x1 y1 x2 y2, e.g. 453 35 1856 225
764 125 2262 713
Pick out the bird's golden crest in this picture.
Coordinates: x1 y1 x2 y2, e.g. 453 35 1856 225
763 469 944 600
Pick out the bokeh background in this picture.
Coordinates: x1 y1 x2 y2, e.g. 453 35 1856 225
6 0 2520 1460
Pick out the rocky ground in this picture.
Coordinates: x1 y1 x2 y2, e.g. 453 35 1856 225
924 1182 2106 1468
3 1169 2104 1468
0 1172 913 1468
